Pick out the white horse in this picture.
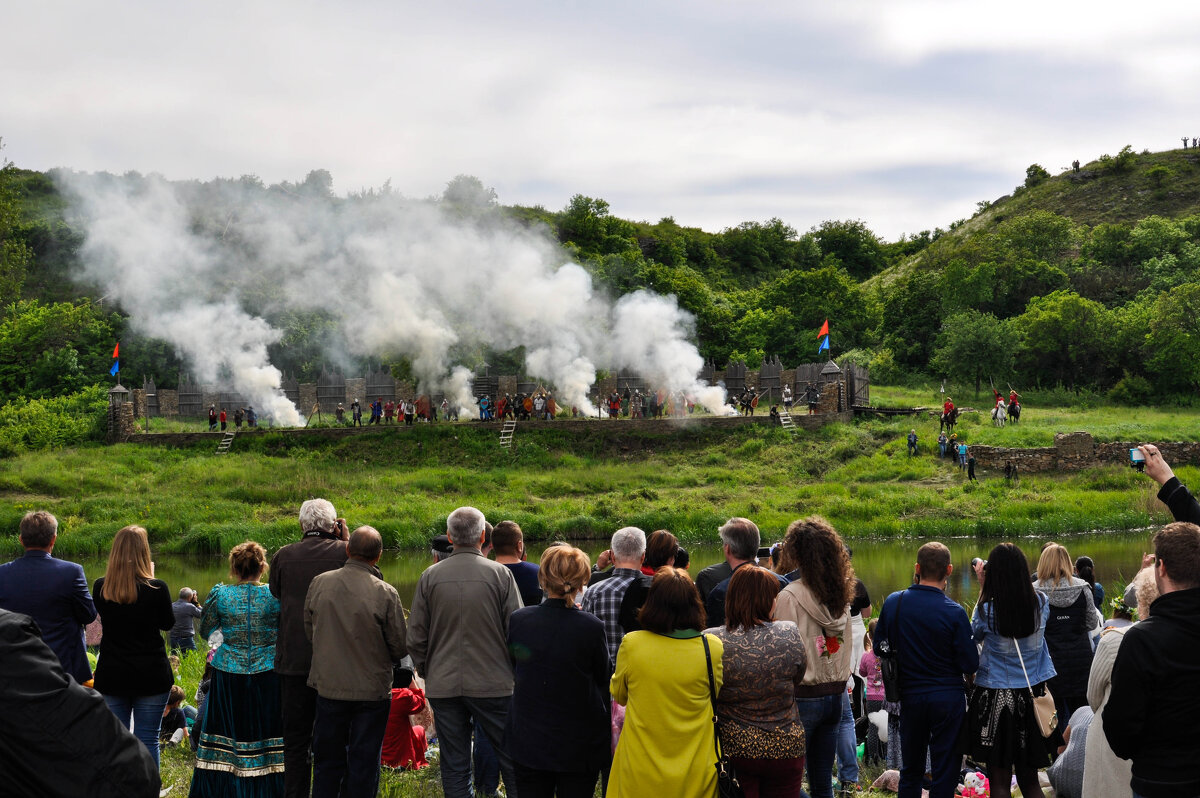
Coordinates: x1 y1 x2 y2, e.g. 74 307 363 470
992 401 1008 428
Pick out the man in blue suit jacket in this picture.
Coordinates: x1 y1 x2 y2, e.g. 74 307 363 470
0 510 97 684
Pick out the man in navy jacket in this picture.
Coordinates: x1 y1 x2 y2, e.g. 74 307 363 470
0 510 96 684
874 542 979 798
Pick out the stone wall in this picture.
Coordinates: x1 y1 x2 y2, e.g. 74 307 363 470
969 432 1200 473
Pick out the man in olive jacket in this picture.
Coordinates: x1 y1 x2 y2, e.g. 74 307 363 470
407 506 523 798
305 526 407 798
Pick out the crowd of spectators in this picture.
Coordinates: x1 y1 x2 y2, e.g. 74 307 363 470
0 443 1199 798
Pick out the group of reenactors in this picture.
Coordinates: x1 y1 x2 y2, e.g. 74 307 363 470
478 391 558 422
208 404 257 431
605 388 691 419
334 397 438 426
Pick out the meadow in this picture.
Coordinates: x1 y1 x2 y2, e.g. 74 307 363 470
1 386 1193 559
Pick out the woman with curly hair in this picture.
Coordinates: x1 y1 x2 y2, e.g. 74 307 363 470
773 517 854 798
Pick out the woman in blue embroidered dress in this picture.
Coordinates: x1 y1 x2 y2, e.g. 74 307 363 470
190 541 284 798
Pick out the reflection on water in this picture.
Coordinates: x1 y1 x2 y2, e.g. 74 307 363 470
80 531 1156 616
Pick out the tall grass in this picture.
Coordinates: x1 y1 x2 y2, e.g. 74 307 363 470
0 404 1188 559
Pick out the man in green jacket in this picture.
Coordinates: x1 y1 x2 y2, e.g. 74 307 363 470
304 526 407 798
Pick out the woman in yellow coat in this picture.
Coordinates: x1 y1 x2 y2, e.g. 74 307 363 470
608 567 723 798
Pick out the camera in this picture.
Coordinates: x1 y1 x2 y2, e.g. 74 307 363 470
1130 447 1146 472
756 546 773 561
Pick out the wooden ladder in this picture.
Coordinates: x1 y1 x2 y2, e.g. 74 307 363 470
779 408 799 437
216 430 237 454
499 420 517 449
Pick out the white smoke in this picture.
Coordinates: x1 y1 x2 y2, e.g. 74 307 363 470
58 170 726 422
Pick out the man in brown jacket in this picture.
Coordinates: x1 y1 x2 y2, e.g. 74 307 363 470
269 498 348 798
305 526 407 798
407 506 522 798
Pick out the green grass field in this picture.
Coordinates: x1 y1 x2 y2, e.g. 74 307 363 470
1 389 1191 559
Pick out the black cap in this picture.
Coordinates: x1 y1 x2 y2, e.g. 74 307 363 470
431 534 453 554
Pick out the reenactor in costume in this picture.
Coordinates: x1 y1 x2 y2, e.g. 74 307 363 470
631 391 644 419
607 391 621 418
496 394 508 420
782 384 793 411
532 392 546 419
804 382 820 415
335 402 345 423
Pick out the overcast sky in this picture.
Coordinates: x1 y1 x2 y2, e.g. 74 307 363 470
4 1 1198 240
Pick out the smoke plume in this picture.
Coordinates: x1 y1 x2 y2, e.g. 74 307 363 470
58 170 733 421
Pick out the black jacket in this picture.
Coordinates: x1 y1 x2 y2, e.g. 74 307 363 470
1103 587 1200 798
505 599 612 773
1158 477 1200 525
0 609 159 797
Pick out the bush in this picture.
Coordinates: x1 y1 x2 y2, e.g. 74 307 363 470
1108 373 1154 406
0 384 107 455
1025 164 1051 188
1146 165 1173 188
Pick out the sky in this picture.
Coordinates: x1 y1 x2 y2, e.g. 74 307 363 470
3 0 1199 240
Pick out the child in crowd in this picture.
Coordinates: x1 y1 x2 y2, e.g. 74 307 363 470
381 666 429 770
859 619 886 764
160 685 188 746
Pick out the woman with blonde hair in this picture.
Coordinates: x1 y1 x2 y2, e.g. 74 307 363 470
608 567 723 798
506 545 611 797
773 517 854 798
189 541 283 797
1034 543 1098 723
92 525 175 765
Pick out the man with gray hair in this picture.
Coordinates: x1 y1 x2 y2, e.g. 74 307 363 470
270 499 349 798
169 586 203 653
704 517 785 628
407 507 522 798
580 526 647 666
0 510 96 684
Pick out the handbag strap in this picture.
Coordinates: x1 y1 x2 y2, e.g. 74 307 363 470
701 634 725 764
1012 634 1037 700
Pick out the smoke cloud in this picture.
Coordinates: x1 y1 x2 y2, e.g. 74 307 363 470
58 171 733 422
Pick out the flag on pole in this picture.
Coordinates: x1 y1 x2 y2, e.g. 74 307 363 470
109 360 120 376
818 336 829 353
817 319 829 338
112 342 120 359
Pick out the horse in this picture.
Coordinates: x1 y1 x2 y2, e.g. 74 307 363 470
1008 401 1020 424
992 402 1007 428
939 407 958 434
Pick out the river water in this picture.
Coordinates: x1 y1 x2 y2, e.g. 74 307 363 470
79 531 1154 616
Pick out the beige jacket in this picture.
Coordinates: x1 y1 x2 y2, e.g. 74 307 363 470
774 579 852 696
304 559 408 702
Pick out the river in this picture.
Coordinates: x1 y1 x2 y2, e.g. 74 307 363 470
79 531 1153 616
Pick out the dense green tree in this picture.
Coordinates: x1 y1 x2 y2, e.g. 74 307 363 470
0 300 117 400
1012 291 1110 390
879 269 943 368
442 174 497 208
1145 283 1200 393
930 311 1016 395
713 219 806 277
812 219 885 280
1025 164 1051 188
0 158 31 305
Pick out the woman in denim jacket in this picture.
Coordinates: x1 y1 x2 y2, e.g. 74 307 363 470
967 543 1062 798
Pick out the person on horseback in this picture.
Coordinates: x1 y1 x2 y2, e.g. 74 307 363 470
941 397 956 433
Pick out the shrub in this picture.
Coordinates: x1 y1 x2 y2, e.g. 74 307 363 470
1108 373 1154 406
1025 164 1051 188
0 384 107 455
1145 164 1173 188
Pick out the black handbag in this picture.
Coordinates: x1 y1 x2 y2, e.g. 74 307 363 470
702 634 743 798
878 589 905 703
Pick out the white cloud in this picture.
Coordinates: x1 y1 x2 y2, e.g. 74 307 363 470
2 0 1196 239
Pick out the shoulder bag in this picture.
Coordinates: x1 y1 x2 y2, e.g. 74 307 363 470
878 589 905 702
701 634 743 798
1013 635 1057 737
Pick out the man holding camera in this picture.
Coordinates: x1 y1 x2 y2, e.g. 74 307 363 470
270 499 349 798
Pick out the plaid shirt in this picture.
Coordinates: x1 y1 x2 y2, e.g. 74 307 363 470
581 567 641 664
